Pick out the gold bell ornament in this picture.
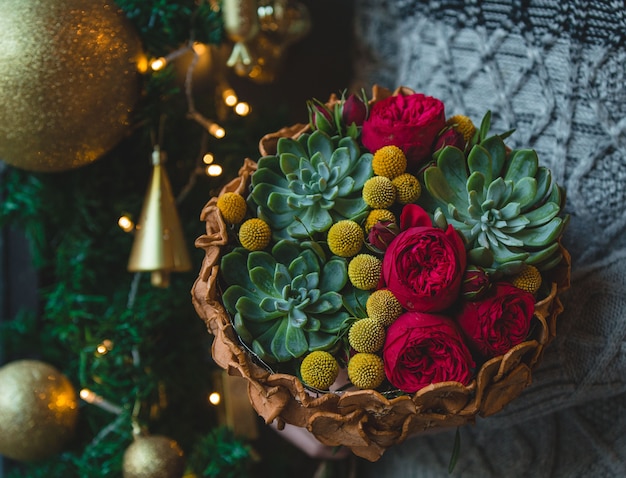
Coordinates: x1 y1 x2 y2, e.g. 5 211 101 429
127 146 192 288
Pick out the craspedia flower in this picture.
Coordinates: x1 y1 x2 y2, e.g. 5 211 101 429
347 353 385 389
348 318 386 353
362 176 396 209
239 218 271 251
372 145 407 179
300 351 339 390
217 192 247 224
364 209 396 232
366 289 403 327
348 254 382 290
511 264 542 295
327 220 364 257
391 173 422 204
447 114 476 143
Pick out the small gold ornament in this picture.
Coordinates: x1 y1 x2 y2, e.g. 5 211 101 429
0 0 144 172
123 434 185 478
0 360 79 462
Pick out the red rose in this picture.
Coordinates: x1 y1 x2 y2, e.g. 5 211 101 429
381 204 466 312
456 282 536 358
361 91 445 169
383 311 475 393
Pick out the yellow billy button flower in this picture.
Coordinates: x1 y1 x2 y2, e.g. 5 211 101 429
327 220 364 257
348 254 382 290
511 264 542 295
372 145 407 179
239 218 271 251
366 289 403 327
347 353 385 390
447 114 476 143
364 209 396 233
362 176 396 209
300 351 339 390
216 192 247 224
348 318 386 353
392 173 422 204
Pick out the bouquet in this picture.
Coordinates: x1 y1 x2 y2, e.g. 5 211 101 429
191 85 571 461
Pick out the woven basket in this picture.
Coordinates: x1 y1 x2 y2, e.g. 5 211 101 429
191 132 571 463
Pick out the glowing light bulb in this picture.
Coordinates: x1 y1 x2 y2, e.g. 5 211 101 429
118 215 134 232
208 392 221 405
192 42 207 55
150 57 167 71
222 88 238 107
95 339 114 356
206 164 223 177
209 123 225 138
202 153 214 164
234 102 251 116
80 388 96 402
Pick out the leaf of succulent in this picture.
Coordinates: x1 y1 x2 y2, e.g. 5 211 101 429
220 240 355 364
421 125 568 274
250 130 373 241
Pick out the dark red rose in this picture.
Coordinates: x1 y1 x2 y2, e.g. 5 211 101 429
434 127 466 152
381 204 466 312
367 220 399 252
383 311 475 393
456 282 536 358
341 93 368 127
361 92 445 169
461 265 491 300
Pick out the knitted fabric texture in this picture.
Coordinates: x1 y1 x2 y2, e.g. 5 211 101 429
351 0 626 476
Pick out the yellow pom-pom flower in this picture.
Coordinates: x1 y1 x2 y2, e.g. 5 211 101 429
366 289 403 327
511 264 542 295
300 351 339 390
372 145 407 179
364 209 396 232
348 318 386 353
347 353 385 390
362 176 396 209
348 254 382 290
327 220 364 257
239 218 271 251
447 114 476 143
217 192 247 224
392 173 422 204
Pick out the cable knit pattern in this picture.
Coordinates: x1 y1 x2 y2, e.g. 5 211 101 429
352 1 626 475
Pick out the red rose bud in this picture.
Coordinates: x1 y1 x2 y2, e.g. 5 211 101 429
307 99 335 135
362 92 445 170
461 265 491 300
341 93 368 128
383 311 475 393
456 282 536 359
368 220 399 252
434 127 466 152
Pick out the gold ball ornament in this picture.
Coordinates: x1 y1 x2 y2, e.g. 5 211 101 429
0 360 79 462
123 434 185 478
0 0 144 172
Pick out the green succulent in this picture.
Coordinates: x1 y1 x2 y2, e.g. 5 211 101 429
248 130 373 241
220 240 367 364
421 112 569 275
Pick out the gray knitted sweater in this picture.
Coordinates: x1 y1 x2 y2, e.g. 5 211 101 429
351 1 626 476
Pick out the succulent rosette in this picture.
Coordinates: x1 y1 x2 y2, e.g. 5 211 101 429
193 84 571 461
221 240 368 365
248 130 373 240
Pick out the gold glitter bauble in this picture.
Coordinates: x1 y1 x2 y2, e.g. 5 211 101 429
0 0 144 172
123 435 185 478
0 360 79 462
